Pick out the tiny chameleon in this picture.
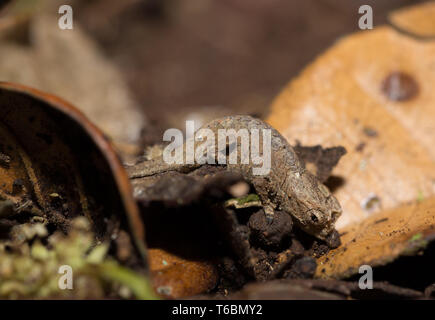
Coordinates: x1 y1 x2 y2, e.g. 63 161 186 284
127 115 342 246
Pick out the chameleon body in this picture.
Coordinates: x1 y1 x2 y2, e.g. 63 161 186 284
127 116 342 244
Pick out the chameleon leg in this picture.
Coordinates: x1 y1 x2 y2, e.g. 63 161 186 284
250 178 276 224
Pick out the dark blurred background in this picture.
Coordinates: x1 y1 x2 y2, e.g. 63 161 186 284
74 0 425 128
0 0 428 139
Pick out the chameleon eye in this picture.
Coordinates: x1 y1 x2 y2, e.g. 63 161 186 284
307 209 323 224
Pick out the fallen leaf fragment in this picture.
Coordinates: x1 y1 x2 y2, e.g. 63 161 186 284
389 1 435 39
316 197 435 279
268 21 435 228
149 248 218 299
267 2 435 280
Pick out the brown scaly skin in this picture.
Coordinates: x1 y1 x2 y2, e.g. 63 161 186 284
127 116 342 247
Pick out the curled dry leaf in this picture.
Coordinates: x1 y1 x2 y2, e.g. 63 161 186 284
267 2 435 278
0 82 146 264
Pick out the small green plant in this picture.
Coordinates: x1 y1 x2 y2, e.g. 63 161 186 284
0 217 156 299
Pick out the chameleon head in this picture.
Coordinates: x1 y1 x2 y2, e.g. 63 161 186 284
291 171 342 240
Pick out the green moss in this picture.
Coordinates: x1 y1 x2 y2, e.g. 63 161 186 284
225 193 261 209
409 233 423 242
402 233 428 256
236 193 260 205
0 217 156 300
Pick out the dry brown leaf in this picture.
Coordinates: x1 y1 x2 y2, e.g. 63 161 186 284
0 82 146 262
316 197 435 279
267 2 435 278
149 248 218 299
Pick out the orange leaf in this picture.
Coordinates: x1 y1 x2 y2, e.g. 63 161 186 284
267 2 435 278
